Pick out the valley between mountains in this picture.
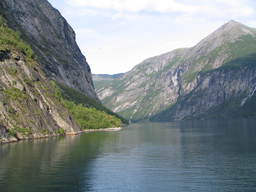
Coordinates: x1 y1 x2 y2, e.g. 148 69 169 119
1 0 256 144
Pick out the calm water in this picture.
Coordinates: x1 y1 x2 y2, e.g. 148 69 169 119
1 120 256 192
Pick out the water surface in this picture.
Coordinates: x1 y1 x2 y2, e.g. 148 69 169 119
1 120 256 192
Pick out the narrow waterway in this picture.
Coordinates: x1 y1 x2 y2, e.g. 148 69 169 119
1 120 256 192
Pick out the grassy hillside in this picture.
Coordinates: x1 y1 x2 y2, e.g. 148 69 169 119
0 16 34 59
52 83 123 129
57 83 128 125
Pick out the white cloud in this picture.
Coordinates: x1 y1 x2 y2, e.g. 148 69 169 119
197 0 254 18
66 0 254 17
50 0 256 74
67 0 198 13
75 27 103 39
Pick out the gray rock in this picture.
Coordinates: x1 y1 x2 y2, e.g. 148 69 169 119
0 0 98 100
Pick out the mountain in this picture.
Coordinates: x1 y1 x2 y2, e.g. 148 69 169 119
0 0 125 143
0 0 97 99
151 54 256 121
92 73 124 92
94 20 256 121
93 73 124 81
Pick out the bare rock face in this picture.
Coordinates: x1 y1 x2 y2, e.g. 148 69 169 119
152 55 256 121
0 0 98 100
0 50 81 144
94 20 256 121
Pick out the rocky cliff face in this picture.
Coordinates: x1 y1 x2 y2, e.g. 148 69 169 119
0 49 80 143
94 21 256 121
152 55 256 121
0 1 124 143
0 0 98 99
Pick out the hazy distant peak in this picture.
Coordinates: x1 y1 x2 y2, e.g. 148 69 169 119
220 20 247 31
192 20 255 54
226 20 243 26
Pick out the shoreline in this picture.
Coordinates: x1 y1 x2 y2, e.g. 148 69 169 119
0 127 123 145
66 127 122 135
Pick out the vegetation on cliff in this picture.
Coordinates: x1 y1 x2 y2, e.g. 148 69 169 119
94 21 256 121
0 16 124 143
0 0 97 99
0 16 34 59
53 82 124 129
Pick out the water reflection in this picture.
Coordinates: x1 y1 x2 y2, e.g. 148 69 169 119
178 119 256 191
1 120 256 192
0 133 117 192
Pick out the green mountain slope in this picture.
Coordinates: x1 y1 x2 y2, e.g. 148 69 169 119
94 20 256 121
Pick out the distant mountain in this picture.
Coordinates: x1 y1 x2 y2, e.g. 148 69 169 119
93 73 125 92
93 73 124 81
94 20 256 121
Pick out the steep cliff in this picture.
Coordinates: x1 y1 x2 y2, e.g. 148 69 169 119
0 19 80 143
94 21 256 121
152 54 256 121
0 0 97 99
0 2 124 143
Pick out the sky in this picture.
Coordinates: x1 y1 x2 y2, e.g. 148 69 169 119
48 0 256 74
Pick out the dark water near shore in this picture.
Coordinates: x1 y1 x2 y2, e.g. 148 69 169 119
1 120 256 192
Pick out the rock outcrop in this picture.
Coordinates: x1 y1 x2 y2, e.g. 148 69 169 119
0 49 80 143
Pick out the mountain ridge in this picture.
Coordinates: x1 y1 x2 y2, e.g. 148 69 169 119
94 20 256 121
